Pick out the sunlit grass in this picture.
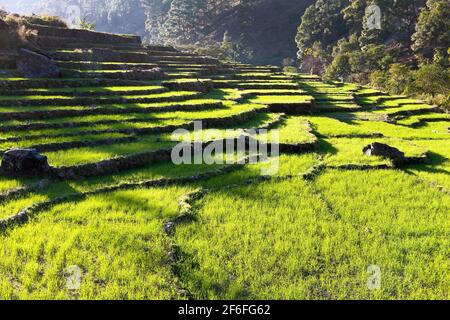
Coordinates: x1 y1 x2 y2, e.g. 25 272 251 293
0 186 192 299
175 170 449 299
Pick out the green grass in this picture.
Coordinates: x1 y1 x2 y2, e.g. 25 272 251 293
375 104 437 115
174 170 449 300
0 60 448 301
308 115 450 140
0 186 193 299
0 91 199 104
257 116 316 144
0 98 219 115
0 176 36 193
248 95 312 104
26 85 166 94
168 115 315 145
44 136 175 167
0 133 132 151
0 119 188 140
321 137 427 167
405 138 450 190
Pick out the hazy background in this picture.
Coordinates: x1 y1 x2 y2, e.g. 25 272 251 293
0 0 314 66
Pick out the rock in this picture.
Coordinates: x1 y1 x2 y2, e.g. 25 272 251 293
1 149 51 176
164 222 175 235
363 142 405 160
16 48 60 78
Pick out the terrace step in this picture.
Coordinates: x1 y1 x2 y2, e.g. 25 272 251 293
60 69 165 80
161 66 222 76
36 36 143 50
0 86 168 97
0 135 138 155
55 61 159 70
0 91 202 107
145 50 194 57
49 49 150 63
316 103 362 112
144 45 179 52
146 56 220 64
213 82 300 90
0 78 156 90
0 101 223 120
27 23 141 45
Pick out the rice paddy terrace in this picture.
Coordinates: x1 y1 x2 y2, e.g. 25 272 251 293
0 24 449 300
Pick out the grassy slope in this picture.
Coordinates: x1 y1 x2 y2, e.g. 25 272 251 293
0 60 448 300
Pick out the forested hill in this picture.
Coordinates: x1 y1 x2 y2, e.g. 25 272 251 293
295 0 449 110
0 0 314 66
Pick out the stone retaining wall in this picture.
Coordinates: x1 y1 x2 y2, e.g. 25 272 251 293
27 23 141 44
267 101 316 114
0 90 192 107
0 88 168 97
0 136 137 155
0 78 143 90
162 80 215 93
0 101 221 120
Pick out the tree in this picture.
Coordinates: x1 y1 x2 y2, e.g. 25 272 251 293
412 0 450 59
160 0 209 45
219 30 234 61
413 63 449 97
386 63 413 94
296 0 348 60
79 16 96 30
369 70 388 90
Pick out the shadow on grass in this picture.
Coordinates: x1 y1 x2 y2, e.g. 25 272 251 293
317 138 338 156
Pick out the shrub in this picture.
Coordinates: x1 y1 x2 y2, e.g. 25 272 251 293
79 17 96 30
369 70 388 90
0 14 38 49
25 14 68 28
413 63 449 98
283 66 298 73
386 64 413 95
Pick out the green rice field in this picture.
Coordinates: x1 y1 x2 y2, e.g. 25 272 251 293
0 28 448 301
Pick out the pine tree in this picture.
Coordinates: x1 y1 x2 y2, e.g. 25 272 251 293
295 0 348 60
161 0 208 45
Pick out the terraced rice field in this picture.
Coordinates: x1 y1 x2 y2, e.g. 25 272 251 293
0 26 448 300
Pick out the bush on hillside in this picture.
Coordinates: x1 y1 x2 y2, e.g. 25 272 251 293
4 13 68 28
25 14 68 28
0 14 38 50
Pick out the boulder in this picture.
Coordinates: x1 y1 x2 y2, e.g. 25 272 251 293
1 148 51 176
363 142 405 160
16 48 60 78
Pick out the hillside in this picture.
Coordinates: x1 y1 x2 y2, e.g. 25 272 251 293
0 17 449 300
0 0 314 65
